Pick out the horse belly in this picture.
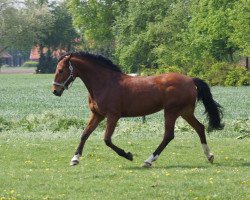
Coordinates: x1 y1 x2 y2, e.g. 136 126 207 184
123 108 162 117
121 97 163 117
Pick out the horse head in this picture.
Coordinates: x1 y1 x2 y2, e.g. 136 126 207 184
52 54 76 96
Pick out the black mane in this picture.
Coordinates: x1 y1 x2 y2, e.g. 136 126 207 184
58 52 122 73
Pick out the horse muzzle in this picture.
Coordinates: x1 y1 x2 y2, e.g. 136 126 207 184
53 88 64 96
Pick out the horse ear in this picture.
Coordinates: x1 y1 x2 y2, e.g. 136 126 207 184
67 53 72 61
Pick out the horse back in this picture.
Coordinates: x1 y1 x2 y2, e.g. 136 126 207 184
119 73 197 117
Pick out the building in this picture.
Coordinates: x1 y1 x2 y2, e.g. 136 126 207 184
29 46 67 61
0 51 13 66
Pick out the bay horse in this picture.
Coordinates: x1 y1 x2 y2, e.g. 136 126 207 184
52 52 224 167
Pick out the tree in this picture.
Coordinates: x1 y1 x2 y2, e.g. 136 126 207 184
0 0 55 58
146 0 192 68
3 0 246 73
34 0 78 73
1 0 78 72
68 0 126 57
0 0 35 64
0 0 25 52
114 0 191 71
229 0 250 57
22 1 54 47
187 0 239 62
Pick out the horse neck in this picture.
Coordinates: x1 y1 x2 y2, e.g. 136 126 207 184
74 58 122 94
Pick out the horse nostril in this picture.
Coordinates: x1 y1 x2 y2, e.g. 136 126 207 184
53 90 57 95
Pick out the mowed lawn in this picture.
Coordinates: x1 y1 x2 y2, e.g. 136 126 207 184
0 74 249 200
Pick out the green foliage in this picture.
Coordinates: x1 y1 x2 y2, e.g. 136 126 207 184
17 112 84 132
0 117 12 132
188 62 250 86
66 0 249 77
67 0 123 57
42 1 78 50
1 0 77 73
2 0 249 78
188 0 241 62
229 0 250 56
140 66 184 76
37 50 57 73
188 65 209 80
0 0 54 51
34 1 78 73
114 0 191 70
2 0 250 77
21 61 38 68
225 67 250 86
0 0 30 51
207 62 234 86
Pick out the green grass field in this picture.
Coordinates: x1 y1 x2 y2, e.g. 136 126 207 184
0 74 249 199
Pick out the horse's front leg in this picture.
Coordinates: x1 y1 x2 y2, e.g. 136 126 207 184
104 116 133 161
70 112 104 166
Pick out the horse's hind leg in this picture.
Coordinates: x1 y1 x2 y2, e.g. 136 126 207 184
104 116 133 161
143 111 178 167
70 112 104 166
182 110 214 163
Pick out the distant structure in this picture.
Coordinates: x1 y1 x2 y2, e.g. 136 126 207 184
0 49 26 66
29 46 66 61
0 51 12 66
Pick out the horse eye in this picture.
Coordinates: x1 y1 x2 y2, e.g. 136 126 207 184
58 69 63 74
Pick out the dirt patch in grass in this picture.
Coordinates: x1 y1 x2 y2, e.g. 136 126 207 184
0 67 36 74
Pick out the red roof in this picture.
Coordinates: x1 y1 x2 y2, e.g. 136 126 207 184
29 46 66 60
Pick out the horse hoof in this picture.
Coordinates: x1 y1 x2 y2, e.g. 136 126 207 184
126 152 133 161
70 160 79 166
208 155 214 164
142 162 152 168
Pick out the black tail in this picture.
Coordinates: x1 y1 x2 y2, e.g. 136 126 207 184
193 78 224 131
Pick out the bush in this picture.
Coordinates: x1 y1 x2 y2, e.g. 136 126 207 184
140 66 184 76
37 50 57 73
140 68 156 76
21 61 38 68
187 65 209 80
207 62 234 86
137 61 249 86
0 117 12 132
156 66 184 75
0 112 85 132
238 74 250 86
187 56 217 80
187 62 249 86
225 67 250 86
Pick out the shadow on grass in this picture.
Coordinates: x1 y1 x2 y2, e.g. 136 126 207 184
213 161 250 167
122 161 250 170
122 165 209 171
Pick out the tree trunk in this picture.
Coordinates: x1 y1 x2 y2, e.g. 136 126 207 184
228 47 234 62
245 57 249 70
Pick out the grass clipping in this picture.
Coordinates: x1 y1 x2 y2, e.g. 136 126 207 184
0 112 249 139
0 112 85 132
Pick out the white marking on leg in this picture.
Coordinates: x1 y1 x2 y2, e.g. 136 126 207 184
143 154 159 167
202 144 214 162
70 154 80 166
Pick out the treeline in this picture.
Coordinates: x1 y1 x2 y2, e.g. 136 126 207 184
68 0 250 86
1 0 77 73
1 0 249 85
